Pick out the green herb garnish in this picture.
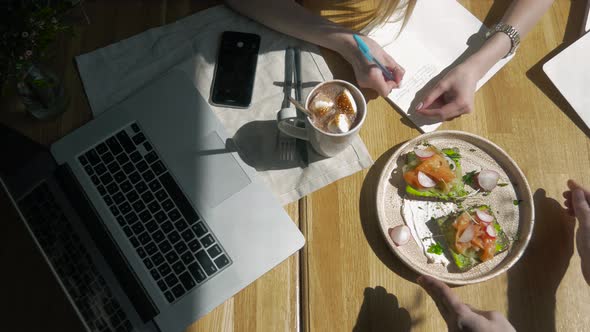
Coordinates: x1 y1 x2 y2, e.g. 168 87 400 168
513 199 523 206
512 233 520 242
405 152 420 169
427 242 444 255
498 183 509 187
442 148 461 163
462 170 478 186
419 141 432 147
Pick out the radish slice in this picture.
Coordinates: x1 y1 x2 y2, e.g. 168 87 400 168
417 171 437 188
477 170 500 191
389 225 411 246
475 210 494 223
486 224 497 238
415 149 434 159
458 225 475 243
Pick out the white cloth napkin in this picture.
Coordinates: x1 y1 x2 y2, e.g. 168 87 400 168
76 5 373 205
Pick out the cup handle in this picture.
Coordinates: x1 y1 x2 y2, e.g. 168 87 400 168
277 107 309 141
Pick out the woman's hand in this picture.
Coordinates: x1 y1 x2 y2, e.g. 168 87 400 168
341 35 405 97
418 275 516 332
415 62 479 121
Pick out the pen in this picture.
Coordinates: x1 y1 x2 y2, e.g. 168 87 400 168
353 34 395 81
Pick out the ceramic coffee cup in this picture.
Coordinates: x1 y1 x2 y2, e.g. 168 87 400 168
277 80 367 157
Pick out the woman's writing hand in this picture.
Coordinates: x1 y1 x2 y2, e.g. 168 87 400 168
342 35 405 97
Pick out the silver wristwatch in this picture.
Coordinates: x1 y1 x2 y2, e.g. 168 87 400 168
485 22 520 58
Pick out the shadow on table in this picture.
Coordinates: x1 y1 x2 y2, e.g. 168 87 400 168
230 120 327 171
525 0 590 138
353 286 411 332
359 141 418 283
507 188 575 332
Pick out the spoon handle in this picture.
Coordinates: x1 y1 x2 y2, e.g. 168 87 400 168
288 96 314 118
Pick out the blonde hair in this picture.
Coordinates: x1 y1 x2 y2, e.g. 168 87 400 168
362 0 416 33
320 0 416 34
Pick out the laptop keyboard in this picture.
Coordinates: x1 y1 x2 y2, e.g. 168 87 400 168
78 122 231 304
18 182 133 332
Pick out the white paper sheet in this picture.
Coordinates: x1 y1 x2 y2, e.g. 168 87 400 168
543 31 590 131
368 0 512 132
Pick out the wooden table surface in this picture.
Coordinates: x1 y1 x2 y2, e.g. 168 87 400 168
1 1 589 331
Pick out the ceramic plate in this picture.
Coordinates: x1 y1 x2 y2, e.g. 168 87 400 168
376 131 534 285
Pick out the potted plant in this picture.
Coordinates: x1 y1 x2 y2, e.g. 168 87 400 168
0 0 84 120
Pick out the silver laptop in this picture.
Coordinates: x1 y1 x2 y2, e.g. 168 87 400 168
0 69 304 332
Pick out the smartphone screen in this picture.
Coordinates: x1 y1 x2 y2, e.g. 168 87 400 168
211 31 261 108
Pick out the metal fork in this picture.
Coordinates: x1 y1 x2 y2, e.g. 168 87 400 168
278 47 297 161
278 133 297 160
293 46 309 165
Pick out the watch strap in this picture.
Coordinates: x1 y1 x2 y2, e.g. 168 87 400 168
486 22 520 58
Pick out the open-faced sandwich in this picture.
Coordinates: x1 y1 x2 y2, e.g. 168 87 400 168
435 205 510 271
402 145 467 200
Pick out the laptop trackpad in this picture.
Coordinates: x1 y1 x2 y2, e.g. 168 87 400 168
192 131 251 208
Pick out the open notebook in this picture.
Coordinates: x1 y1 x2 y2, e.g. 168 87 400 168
368 0 512 132
543 31 590 132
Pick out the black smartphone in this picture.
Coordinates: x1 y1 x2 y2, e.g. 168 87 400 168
210 31 261 108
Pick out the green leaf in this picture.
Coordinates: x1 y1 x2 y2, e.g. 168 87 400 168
462 170 478 186
442 148 461 163
497 183 509 187
511 233 520 242
427 242 444 255
405 151 419 169
419 140 432 147
31 78 51 88
513 200 523 206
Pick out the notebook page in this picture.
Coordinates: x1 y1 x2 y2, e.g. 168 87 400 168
369 0 512 132
383 32 444 133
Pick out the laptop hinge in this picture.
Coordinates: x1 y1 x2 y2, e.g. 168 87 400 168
55 164 159 322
